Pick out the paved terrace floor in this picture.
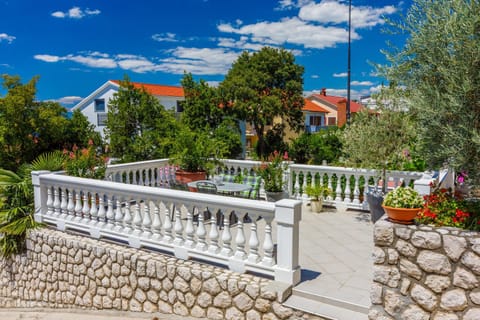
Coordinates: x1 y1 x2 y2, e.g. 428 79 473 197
285 204 373 320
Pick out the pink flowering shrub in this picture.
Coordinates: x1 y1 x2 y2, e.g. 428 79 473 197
63 140 108 179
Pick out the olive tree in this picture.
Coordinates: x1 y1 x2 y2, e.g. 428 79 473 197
378 0 480 184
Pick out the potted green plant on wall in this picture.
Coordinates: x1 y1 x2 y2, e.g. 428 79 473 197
258 151 289 202
305 184 331 213
170 128 228 184
382 186 423 224
340 85 417 222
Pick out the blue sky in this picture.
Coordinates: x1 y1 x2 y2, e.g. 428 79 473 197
0 0 411 107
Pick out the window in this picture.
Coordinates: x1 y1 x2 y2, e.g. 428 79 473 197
327 117 336 126
176 101 184 113
309 116 322 126
94 99 105 112
97 113 107 126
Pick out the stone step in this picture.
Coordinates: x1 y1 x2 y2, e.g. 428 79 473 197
284 289 369 320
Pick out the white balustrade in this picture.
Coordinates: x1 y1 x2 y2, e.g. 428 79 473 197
31 171 302 285
289 164 424 210
105 159 174 187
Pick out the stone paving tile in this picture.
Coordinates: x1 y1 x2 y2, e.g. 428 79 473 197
296 205 373 308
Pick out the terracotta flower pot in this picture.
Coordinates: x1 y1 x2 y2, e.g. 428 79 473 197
382 205 421 225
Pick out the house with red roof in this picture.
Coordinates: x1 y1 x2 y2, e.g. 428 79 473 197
71 80 184 137
306 88 363 128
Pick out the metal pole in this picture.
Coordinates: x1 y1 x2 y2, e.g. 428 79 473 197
346 0 352 125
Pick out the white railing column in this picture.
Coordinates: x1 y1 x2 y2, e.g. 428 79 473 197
274 199 302 285
31 170 50 222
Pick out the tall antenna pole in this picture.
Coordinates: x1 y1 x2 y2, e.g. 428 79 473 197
346 0 352 125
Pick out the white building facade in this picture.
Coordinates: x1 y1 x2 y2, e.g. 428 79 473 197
71 80 185 138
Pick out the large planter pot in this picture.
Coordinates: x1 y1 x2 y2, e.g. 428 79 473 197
366 189 385 223
310 199 323 213
265 191 288 202
175 170 206 191
382 205 421 225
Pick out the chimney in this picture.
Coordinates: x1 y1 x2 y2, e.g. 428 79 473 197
320 88 327 96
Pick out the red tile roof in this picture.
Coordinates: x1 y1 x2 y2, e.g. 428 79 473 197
302 99 328 113
311 93 363 112
110 80 184 97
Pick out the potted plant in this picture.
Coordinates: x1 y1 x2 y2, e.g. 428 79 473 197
170 128 227 184
340 85 417 222
382 186 424 224
305 184 331 213
258 151 289 202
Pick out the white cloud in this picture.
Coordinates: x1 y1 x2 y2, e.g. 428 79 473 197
34 48 239 76
0 33 16 44
34 54 61 62
218 17 358 49
53 96 83 105
299 0 396 28
311 74 319 79
333 72 347 78
152 33 178 42
276 0 312 11
51 7 101 19
351 80 373 86
217 37 266 51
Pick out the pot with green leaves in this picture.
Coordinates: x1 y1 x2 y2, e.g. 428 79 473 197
382 186 424 224
305 184 331 213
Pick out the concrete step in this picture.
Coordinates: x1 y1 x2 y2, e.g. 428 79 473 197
284 289 369 320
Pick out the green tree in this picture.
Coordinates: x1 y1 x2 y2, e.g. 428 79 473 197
0 75 92 171
105 76 178 162
181 73 243 159
378 0 480 184
220 47 305 158
340 85 416 192
64 109 102 148
290 128 342 165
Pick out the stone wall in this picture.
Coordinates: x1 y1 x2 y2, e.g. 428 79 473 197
370 218 480 320
0 228 301 320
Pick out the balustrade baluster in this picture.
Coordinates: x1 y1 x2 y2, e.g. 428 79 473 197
142 199 153 237
144 169 150 186
132 199 143 235
123 200 133 233
335 174 343 202
208 208 220 254
97 194 106 227
105 194 115 228
233 212 246 260
53 187 61 217
46 186 54 216
89 193 98 224
125 171 131 184
195 208 207 251
220 211 232 257
138 170 144 186
353 175 360 204
82 192 91 223
163 203 173 243
184 205 195 248
247 214 260 263
261 217 275 266
60 188 68 219
173 202 184 246
344 174 352 204
132 171 138 185
67 189 74 219
74 190 83 221
151 201 162 240
363 175 370 207
327 174 334 201
114 197 123 231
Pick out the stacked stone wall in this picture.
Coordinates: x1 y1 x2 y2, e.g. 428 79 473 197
0 228 300 319
371 219 480 320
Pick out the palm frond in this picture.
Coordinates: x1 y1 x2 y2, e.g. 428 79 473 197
0 214 41 235
0 169 22 186
31 150 66 171
0 234 24 257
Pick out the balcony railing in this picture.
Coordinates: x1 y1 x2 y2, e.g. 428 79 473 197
32 169 302 285
32 158 427 286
